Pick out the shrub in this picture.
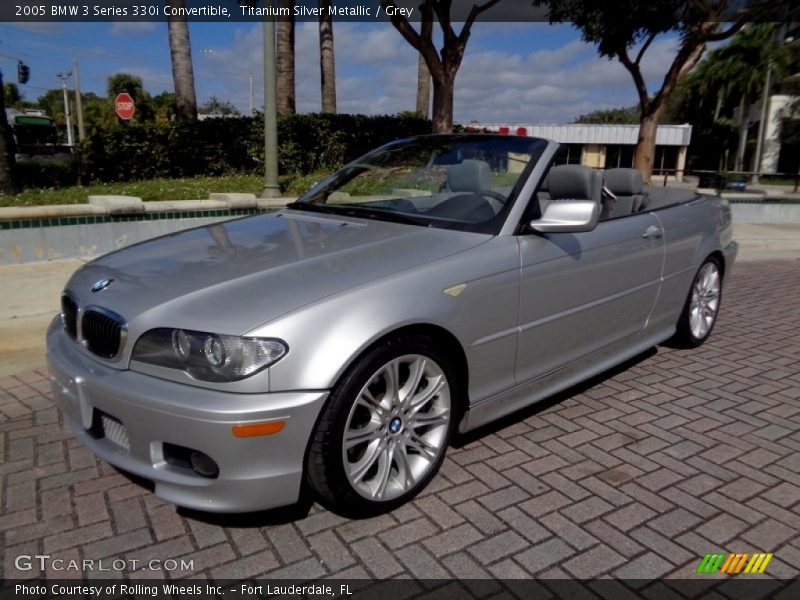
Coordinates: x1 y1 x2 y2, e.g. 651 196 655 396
77 113 432 185
15 157 80 189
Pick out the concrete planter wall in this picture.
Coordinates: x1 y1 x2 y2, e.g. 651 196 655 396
730 202 800 224
1 196 798 265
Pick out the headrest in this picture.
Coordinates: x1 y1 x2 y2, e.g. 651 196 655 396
539 172 550 192
448 159 492 193
604 168 643 195
547 165 601 201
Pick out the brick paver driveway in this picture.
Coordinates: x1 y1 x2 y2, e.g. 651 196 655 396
1 260 799 581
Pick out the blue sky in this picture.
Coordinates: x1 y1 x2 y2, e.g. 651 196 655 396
0 21 682 123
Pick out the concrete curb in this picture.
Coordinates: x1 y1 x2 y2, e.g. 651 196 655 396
0 194 296 222
88 195 145 214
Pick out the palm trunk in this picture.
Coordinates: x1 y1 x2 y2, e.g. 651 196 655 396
735 95 748 172
0 71 16 194
277 1 295 115
416 52 431 119
167 0 198 121
318 0 336 113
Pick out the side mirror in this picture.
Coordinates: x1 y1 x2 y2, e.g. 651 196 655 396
529 200 600 234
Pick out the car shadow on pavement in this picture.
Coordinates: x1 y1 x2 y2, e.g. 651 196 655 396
452 347 658 448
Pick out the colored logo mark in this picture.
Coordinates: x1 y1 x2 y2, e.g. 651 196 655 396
696 552 773 575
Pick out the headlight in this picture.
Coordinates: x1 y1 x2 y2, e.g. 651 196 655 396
132 328 288 382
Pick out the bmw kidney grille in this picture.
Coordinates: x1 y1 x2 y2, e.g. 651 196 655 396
61 295 126 359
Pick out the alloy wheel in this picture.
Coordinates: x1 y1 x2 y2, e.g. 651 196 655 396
689 262 721 340
342 354 451 501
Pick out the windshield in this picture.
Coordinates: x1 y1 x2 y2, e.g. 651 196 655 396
292 135 548 234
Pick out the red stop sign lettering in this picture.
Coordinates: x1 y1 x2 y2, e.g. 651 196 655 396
115 93 136 120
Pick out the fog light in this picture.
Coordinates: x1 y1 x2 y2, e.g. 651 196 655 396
189 451 219 478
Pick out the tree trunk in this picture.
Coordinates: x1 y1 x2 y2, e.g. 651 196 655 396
632 108 661 181
0 71 16 194
416 52 431 119
431 75 455 133
319 0 336 113
735 95 748 172
167 0 198 121
276 1 295 115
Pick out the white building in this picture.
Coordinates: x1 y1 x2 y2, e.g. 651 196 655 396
736 94 797 175
469 123 693 181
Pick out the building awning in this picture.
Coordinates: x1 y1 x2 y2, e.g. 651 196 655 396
475 123 692 146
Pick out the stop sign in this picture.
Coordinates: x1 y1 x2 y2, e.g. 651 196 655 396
115 93 135 120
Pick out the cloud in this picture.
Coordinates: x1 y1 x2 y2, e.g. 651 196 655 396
109 22 158 36
194 22 683 125
451 36 680 123
123 66 174 93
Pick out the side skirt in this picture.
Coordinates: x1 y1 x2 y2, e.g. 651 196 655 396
459 327 674 433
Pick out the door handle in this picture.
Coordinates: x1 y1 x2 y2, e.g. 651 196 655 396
642 225 663 239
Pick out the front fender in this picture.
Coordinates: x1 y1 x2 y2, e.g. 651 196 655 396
248 237 520 403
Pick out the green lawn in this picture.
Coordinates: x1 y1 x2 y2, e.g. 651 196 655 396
0 173 329 208
758 175 800 188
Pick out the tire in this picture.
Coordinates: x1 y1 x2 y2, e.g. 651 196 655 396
306 333 458 517
670 256 723 348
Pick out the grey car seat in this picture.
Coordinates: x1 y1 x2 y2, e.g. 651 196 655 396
447 159 492 193
547 164 602 204
602 168 644 219
428 160 496 222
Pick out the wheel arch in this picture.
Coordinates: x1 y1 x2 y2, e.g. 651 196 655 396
302 322 470 515
708 249 726 278
340 323 471 416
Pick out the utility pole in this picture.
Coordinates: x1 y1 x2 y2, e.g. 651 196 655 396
751 66 771 184
73 59 85 142
249 71 254 116
262 13 280 198
56 71 74 147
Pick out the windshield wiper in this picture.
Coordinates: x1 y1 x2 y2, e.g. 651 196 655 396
286 202 428 227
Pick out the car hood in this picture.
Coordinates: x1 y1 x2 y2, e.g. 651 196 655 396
65 209 490 335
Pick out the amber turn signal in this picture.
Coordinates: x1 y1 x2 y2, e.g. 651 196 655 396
231 421 285 437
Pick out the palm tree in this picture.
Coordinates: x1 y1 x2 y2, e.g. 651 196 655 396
319 0 336 113
167 0 198 121
277 0 296 115
690 25 789 171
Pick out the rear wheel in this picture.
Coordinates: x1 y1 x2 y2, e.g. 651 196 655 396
671 257 722 348
306 334 457 516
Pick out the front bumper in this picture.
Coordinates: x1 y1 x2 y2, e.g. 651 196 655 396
46 319 328 512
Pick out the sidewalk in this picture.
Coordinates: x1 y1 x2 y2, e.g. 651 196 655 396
0 223 798 377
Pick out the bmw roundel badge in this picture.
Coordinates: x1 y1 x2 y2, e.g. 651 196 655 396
91 278 114 293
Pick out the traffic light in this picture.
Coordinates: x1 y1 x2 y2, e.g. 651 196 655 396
17 62 30 85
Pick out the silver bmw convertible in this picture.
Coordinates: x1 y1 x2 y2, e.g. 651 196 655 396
47 134 737 515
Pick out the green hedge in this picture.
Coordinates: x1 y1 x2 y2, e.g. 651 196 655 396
15 158 81 189
75 113 432 185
